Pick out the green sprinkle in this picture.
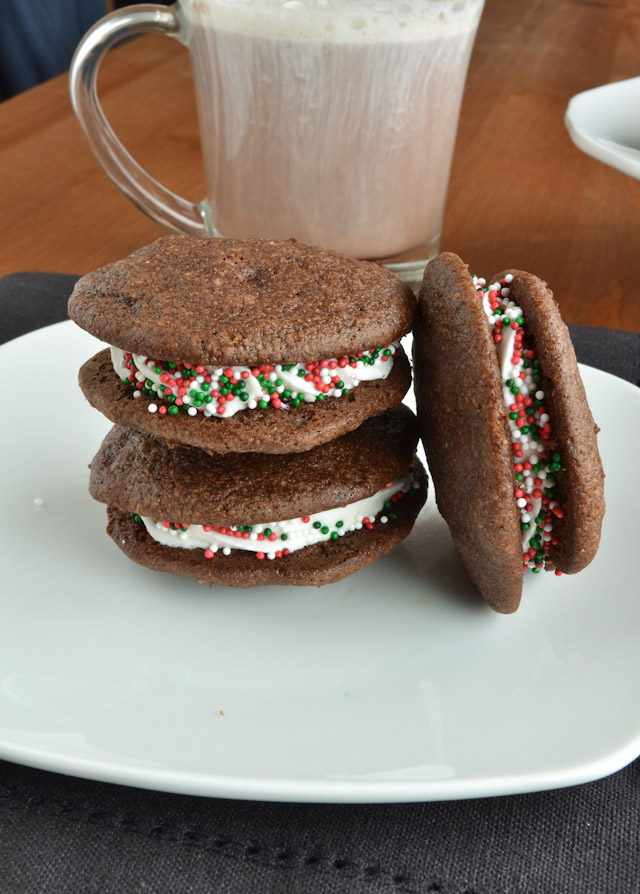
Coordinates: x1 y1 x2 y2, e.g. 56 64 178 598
313 521 322 529
336 521 344 528
168 405 179 415
281 534 288 541
321 525 329 535
331 532 339 540
259 400 268 409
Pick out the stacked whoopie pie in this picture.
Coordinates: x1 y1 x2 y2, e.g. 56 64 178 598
414 252 605 613
68 235 428 586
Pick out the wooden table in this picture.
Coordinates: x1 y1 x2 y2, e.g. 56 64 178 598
1 0 638 331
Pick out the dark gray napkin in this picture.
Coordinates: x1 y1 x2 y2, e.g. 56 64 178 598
1 273 639 894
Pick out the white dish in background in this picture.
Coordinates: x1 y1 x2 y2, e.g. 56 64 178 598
565 76 640 179
0 321 638 803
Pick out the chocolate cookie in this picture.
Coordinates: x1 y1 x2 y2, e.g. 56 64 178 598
78 347 411 454
414 253 605 613
89 406 428 587
69 236 415 453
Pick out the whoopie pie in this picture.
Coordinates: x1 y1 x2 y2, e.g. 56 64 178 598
413 252 605 613
89 406 428 587
69 235 415 454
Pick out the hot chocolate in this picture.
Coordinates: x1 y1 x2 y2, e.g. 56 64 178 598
185 0 483 262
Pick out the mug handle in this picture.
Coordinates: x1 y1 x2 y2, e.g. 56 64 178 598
69 4 212 237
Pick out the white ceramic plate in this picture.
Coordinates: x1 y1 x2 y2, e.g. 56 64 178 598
0 322 638 803
565 76 640 180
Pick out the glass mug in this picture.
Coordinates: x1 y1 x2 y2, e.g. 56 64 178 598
70 0 484 284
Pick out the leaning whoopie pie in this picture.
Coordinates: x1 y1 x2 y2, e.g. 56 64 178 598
413 252 605 614
88 406 428 587
69 235 415 454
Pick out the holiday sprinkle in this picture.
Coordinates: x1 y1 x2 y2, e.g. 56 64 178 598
131 471 421 561
111 343 399 419
474 274 564 575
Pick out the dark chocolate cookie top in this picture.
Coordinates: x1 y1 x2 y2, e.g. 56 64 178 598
68 236 416 365
414 253 524 613
89 404 421 525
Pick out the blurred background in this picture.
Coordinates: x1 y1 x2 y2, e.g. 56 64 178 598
0 0 171 100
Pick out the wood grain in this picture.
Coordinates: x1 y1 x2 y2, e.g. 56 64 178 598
0 0 638 331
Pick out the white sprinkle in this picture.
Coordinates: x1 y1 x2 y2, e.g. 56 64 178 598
188 407 197 416
517 498 527 508
535 390 545 400
380 516 388 524
250 533 257 541
148 403 158 414
267 552 276 560
501 287 510 297
222 547 231 556
505 273 514 283
132 390 141 399
34 497 44 507
248 400 257 410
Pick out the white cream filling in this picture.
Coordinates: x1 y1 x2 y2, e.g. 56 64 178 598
111 344 398 419
140 470 417 559
476 276 557 565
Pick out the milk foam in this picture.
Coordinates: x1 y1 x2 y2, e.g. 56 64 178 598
181 0 484 43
